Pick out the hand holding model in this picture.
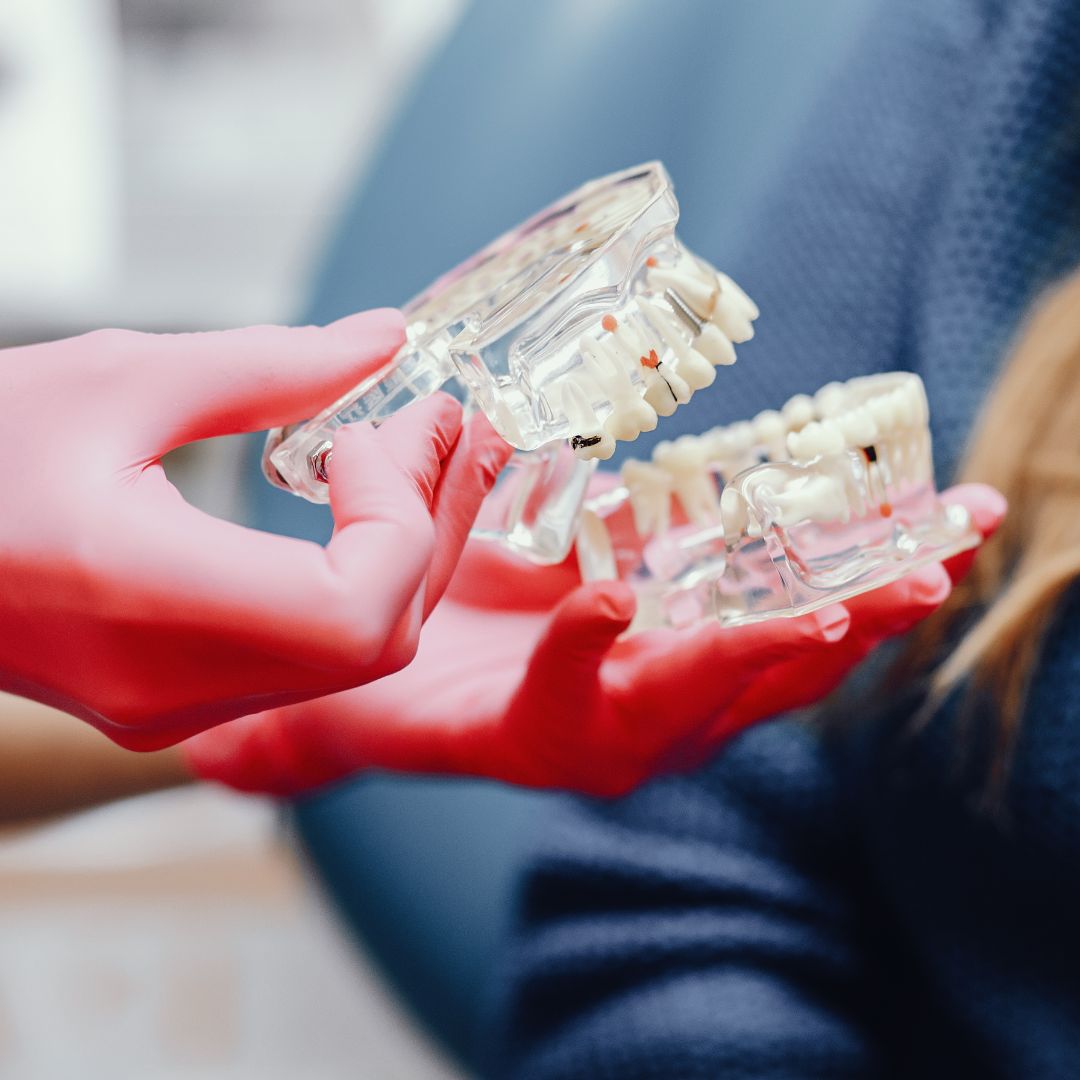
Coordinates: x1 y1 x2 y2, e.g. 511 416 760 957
0 312 512 749
184 483 1004 797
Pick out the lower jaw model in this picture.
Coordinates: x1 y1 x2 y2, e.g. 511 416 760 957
573 371 980 632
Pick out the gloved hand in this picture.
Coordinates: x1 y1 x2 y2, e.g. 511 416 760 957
183 483 1004 796
0 312 512 749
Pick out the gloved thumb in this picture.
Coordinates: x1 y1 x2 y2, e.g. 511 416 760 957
123 308 406 455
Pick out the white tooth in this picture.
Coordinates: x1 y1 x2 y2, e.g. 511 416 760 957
786 420 845 462
561 378 614 460
813 381 849 418
694 322 737 366
711 290 755 344
835 405 878 448
579 335 658 442
768 473 851 527
866 391 899 437
721 485 750 547
752 409 787 460
634 299 711 392
781 393 816 431
653 435 720 525
643 372 680 416
621 458 674 536
717 271 760 321
646 267 719 318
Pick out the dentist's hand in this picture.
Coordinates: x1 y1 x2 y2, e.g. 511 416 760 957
183 485 1002 797
0 313 511 749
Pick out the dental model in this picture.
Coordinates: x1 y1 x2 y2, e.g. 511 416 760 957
262 162 755 566
579 372 979 630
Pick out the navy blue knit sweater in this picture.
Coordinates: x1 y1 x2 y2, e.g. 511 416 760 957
498 2 1080 1076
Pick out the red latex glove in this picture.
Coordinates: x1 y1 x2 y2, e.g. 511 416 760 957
184 484 1004 797
0 312 512 749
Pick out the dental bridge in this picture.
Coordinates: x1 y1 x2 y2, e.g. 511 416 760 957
264 164 977 630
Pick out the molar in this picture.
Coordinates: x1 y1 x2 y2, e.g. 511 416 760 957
786 419 845 462
645 267 719 319
579 335 658 442
635 298 714 391
562 379 615 461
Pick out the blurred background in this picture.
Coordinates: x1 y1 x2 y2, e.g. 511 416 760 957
0 1 467 1077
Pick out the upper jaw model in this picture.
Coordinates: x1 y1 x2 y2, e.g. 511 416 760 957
577 371 979 631
261 162 975 627
262 162 759 563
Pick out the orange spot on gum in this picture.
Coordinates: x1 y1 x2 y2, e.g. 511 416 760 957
574 220 589 233
602 314 618 333
880 503 893 518
645 256 658 267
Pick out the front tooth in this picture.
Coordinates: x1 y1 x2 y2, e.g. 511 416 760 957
712 290 755 344
752 409 787 460
653 435 720 524
717 271 760 321
786 420 845 462
781 393 816 432
646 267 719 318
562 379 615 461
694 322 737 366
621 458 674 536
835 405 878 448
814 381 849 418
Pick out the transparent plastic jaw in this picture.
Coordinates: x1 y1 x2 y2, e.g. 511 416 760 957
576 372 980 631
262 162 758 565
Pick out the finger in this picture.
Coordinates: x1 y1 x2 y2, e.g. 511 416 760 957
840 562 952 641
619 605 851 721
326 394 464 647
511 582 637 717
422 413 515 616
123 309 406 454
938 482 1008 585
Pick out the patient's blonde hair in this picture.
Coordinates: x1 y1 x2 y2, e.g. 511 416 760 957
902 268 1080 794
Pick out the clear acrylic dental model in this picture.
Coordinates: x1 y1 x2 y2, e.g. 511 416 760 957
262 162 758 562
576 372 980 631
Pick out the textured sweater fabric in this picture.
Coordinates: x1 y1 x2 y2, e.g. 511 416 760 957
497 1 1080 1077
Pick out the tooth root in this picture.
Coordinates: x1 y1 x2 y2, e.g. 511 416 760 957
694 322 737 366
781 393 816 432
654 436 720 525
621 459 674 536
717 271 760 321
561 378 614 461
646 267 719 318
711 291 755 344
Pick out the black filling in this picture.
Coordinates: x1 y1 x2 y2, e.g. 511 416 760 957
571 433 603 450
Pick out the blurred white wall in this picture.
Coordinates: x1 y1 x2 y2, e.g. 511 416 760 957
0 0 463 343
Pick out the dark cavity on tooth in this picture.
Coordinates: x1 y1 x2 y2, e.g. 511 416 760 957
571 434 603 450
